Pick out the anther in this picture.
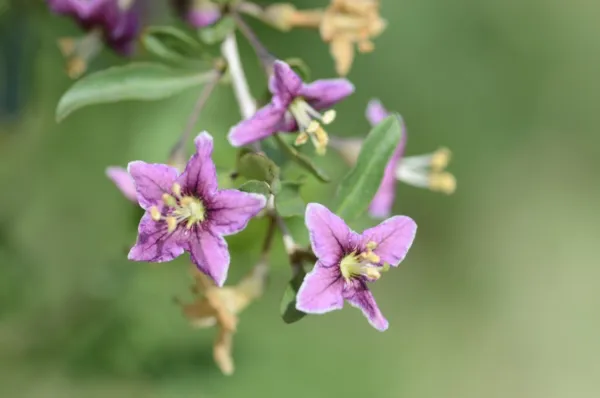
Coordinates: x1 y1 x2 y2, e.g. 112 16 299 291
322 110 336 125
295 132 309 146
366 241 378 250
166 216 177 233
162 193 177 207
150 206 161 221
430 147 451 171
429 172 456 195
306 120 320 134
172 183 182 197
364 267 381 280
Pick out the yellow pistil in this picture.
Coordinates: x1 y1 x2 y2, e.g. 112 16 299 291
149 183 207 232
289 99 336 155
339 241 389 282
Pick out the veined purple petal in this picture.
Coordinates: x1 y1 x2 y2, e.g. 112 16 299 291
360 216 417 267
300 78 355 110
106 166 137 202
209 190 266 236
269 61 303 107
296 263 344 314
178 132 218 199
128 161 179 209
368 115 407 218
305 203 356 267
128 213 186 262
344 279 388 331
188 229 230 287
366 99 389 125
227 104 286 147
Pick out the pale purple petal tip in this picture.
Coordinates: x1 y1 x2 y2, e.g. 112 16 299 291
127 161 179 210
361 216 417 267
128 213 185 262
209 191 266 236
366 99 389 125
227 104 286 147
177 132 218 199
300 78 355 110
305 203 354 267
106 166 137 202
189 230 230 287
269 61 303 106
344 280 389 331
296 263 344 314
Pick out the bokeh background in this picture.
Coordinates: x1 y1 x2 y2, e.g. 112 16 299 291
2 0 600 397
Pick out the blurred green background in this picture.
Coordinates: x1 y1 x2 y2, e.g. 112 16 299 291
2 1 600 397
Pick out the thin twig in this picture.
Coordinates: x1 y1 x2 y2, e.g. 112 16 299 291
169 67 224 166
230 11 276 74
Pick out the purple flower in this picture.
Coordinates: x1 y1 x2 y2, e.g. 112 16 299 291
171 0 221 28
47 0 140 55
296 203 417 331
106 166 137 202
331 99 456 219
228 60 354 155
127 132 266 287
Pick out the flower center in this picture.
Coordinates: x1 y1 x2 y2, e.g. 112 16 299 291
339 241 389 282
395 147 456 194
288 98 336 155
149 183 206 233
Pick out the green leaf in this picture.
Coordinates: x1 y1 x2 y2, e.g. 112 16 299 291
280 268 307 324
198 16 235 45
142 26 204 65
238 180 271 199
56 63 214 122
275 182 305 217
273 134 331 182
333 115 402 220
236 152 280 187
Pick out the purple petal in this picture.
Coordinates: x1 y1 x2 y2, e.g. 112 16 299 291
296 263 344 314
368 116 407 218
227 104 286 147
300 78 355 110
106 166 138 202
188 229 230 287
187 8 221 27
268 61 302 106
366 99 389 125
344 279 388 331
209 190 266 236
178 132 218 199
128 161 179 210
360 216 417 267
128 213 185 262
305 203 356 267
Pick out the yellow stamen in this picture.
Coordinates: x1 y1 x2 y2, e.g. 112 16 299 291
180 197 193 207
322 110 336 125
294 132 309 146
162 193 178 207
150 206 161 221
364 267 381 280
430 147 452 172
166 216 177 233
172 183 182 197
366 241 378 250
429 172 456 195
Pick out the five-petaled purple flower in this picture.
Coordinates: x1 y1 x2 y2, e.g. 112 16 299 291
331 99 456 219
296 203 417 331
47 0 141 55
106 166 137 202
127 132 266 287
228 60 354 155
171 0 221 28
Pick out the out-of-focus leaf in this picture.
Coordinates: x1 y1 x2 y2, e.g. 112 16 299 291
280 268 307 324
236 152 281 192
274 134 331 182
56 63 214 122
142 26 205 65
239 180 271 199
333 115 402 220
198 17 235 45
275 182 305 217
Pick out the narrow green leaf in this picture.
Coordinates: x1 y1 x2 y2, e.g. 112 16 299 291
273 134 331 182
142 26 204 65
238 180 271 199
333 115 402 220
56 63 214 122
275 182 305 217
198 16 235 45
280 268 307 324
236 152 280 185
